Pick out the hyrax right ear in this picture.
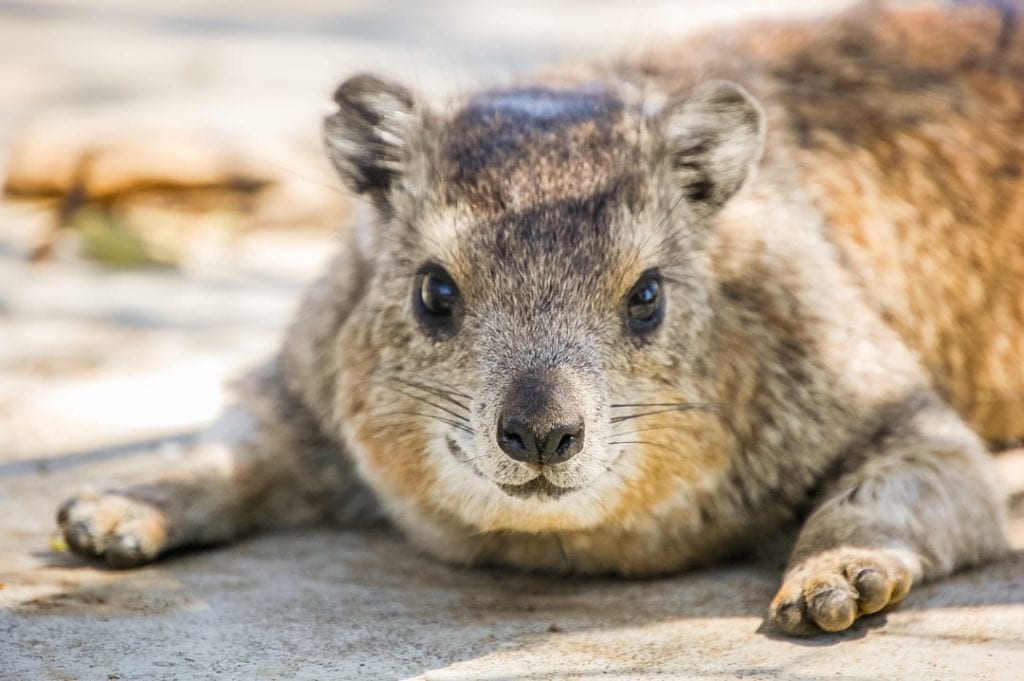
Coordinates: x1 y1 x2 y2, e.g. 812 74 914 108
662 80 765 211
323 74 422 208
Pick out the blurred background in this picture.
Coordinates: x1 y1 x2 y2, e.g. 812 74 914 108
0 0 858 466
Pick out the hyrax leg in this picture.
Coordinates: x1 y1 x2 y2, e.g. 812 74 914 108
56 366 368 568
769 398 1009 635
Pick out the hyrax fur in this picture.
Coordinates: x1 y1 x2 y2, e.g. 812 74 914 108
58 4 1020 636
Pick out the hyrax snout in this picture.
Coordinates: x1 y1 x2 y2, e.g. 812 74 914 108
496 369 586 466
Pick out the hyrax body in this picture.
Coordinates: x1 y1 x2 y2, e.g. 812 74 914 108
58 4 1022 635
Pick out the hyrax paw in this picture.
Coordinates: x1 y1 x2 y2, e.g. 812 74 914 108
56 492 169 568
768 548 913 636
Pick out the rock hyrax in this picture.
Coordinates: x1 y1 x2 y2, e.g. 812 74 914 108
57 4 1022 636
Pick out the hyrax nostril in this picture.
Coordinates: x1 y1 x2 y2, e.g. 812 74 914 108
498 416 536 462
544 421 585 464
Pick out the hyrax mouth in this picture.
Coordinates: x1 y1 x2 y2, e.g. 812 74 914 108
446 437 577 499
498 476 575 500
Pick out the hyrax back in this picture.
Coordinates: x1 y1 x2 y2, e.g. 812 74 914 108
58 4 1017 636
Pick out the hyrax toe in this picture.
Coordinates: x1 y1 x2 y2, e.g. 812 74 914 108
804 574 858 632
769 548 915 636
845 562 910 615
56 493 168 568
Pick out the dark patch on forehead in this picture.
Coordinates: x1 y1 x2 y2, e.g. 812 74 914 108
441 84 641 214
486 188 621 262
459 188 628 317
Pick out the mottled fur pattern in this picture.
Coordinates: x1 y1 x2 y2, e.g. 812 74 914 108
58 3 1019 635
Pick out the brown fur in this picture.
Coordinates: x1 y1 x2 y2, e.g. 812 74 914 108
638 3 1024 442
769 5 1024 443
57 3 1019 636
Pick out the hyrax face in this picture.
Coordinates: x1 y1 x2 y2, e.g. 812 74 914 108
324 75 764 533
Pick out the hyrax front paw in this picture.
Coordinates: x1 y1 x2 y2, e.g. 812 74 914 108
768 548 914 636
56 492 169 568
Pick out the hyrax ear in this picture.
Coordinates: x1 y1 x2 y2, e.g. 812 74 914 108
323 74 424 209
662 80 765 210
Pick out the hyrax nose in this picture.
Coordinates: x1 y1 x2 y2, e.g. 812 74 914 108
498 417 585 465
496 371 585 465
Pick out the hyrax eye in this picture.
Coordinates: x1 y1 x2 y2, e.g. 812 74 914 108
413 263 461 338
625 269 664 333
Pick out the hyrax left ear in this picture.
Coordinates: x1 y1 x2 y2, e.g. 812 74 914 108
323 74 423 207
662 80 765 210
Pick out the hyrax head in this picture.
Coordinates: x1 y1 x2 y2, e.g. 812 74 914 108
323 74 764 533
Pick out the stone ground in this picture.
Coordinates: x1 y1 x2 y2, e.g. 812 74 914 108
1 1 1023 679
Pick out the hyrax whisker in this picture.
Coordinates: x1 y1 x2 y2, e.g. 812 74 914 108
553 534 572 571
379 383 471 423
609 424 687 436
607 440 680 454
609 405 721 424
434 455 492 483
390 377 472 408
373 411 475 435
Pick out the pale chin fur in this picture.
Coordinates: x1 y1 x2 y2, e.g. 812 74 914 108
425 426 624 533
